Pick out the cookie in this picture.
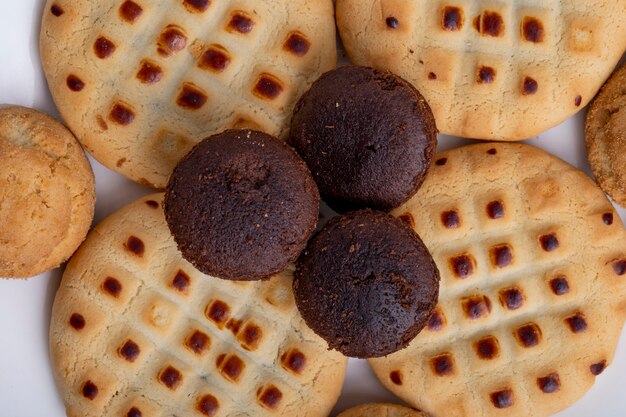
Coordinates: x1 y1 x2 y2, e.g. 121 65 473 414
50 194 347 417
289 66 437 212
164 130 319 281
336 0 626 140
368 143 626 417
293 210 440 359
0 106 94 278
586 63 626 207
337 403 428 417
40 0 337 188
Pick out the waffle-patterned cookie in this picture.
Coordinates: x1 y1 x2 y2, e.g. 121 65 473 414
40 0 336 188
369 143 626 417
337 403 428 417
336 0 626 140
50 194 347 417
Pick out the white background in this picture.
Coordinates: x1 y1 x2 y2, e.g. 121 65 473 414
0 1 625 416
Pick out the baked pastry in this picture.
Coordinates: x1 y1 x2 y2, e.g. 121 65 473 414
293 210 440 358
337 403 428 417
336 0 626 140
40 0 337 188
0 106 94 278
289 66 437 212
369 143 626 416
165 130 319 281
586 63 626 207
50 194 347 417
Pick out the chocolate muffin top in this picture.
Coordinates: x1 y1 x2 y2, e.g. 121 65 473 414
293 210 440 358
288 66 437 212
165 129 319 281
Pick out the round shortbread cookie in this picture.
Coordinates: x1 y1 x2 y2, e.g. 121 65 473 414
369 143 626 417
337 403 428 417
50 194 347 417
40 0 337 188
586 64 626 208
0 106 94 278
336 0 626 140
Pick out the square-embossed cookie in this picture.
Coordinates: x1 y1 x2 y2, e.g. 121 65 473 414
50 194 347 417
40 0 337 188
336 0 626 140
369 143 626 417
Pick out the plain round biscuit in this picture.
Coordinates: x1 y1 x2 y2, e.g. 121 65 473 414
586 64 626 207
336 0 626 140
337 403 428 417
369 143 626 417
40 0 337 188
50 194 347 417
0 105 94 278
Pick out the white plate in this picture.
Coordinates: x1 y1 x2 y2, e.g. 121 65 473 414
0 1 625 416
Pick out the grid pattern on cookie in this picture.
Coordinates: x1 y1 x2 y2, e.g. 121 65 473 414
42 0 336 187
51 194 346 417
372 144 626 417
337 0 626 139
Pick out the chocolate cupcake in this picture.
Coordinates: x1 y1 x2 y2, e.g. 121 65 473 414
293 210 440 358
165 130 319 281
288 66 437 212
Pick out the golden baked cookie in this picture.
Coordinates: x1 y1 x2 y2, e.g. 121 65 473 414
369 143 626 417
586 64 626 208
50 194 347 417
40 0 337 188
337 403 427 417
0 106 94 278
336 0 626 140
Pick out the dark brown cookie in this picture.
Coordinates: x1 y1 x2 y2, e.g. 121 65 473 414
165 130 319 281
293 210 440 358
288 66 437 212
